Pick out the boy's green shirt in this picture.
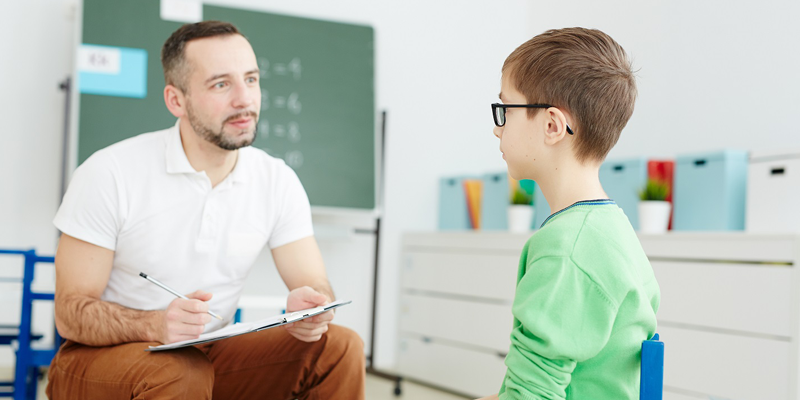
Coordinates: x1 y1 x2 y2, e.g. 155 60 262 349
498 201 660 400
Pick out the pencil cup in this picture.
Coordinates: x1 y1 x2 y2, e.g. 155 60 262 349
508 205 534 233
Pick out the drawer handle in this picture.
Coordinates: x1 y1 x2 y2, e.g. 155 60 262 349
771 167 786 176
694 159 707 166
613 165 624 172
492 175 501 182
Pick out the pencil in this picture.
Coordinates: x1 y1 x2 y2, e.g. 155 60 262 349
139 272 223 320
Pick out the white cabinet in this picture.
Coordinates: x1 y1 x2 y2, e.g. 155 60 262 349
397 232 800 400
396 232 527 397
640 233 800 400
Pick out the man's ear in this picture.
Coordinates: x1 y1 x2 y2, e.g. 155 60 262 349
164 84 186 118
542 107 571 145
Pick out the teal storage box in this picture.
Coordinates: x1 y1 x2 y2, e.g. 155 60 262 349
438 176 473 230
599 158 647 229
481 172 509 230
673 150 748 231
533 183 550 229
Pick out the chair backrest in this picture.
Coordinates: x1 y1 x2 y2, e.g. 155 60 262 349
0 248 59 400
640 333 664 400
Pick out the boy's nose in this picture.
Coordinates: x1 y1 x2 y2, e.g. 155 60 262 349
493 125 502 139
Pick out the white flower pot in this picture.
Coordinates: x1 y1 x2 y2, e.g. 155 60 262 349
638 201 672 234
508 205 535 233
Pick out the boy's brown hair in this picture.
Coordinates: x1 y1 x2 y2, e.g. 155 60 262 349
161 21 243 93
503 27 637 163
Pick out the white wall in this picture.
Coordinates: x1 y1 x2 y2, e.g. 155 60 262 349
3 0 800 376
369 2 533 370
0 1 74 253
527 1 800 160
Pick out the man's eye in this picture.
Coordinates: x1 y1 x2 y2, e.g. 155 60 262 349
214 82 227 89
246 77 258 84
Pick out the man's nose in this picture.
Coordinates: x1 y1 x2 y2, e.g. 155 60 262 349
232 82 257 108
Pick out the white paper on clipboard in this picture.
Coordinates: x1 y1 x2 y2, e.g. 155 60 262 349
146 299 352 351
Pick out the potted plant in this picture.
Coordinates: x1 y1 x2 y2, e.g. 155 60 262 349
508 182 535 233
638 178 671 233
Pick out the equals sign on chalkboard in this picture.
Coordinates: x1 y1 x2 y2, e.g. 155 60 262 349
272 58 302 80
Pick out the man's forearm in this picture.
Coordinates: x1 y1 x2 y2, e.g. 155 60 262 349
312 281 335 303
56 295 162 346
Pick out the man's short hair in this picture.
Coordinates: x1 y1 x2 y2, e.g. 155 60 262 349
503 27 637 164
161 21 242 93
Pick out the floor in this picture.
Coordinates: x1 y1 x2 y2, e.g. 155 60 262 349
0 367 471 400
366 373 470 400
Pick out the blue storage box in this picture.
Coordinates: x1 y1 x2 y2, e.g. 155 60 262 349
481 172 509 230
599 157 647 230
438 176 475 230
673 150 748 231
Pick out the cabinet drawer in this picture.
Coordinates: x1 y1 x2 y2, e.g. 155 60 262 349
659 325 790 400
663 391 704 400
653 261 792 337
402 251 518 301
399 294 512 352
396 335 507 398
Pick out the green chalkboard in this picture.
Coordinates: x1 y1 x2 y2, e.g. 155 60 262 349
79 0 375 209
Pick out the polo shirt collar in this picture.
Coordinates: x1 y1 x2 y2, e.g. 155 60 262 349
165 119 250 184
228 150 249 184
165 120 196 175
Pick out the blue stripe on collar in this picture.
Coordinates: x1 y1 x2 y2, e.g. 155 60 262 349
540 199 616 229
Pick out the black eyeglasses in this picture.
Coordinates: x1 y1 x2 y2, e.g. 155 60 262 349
491 103 575 135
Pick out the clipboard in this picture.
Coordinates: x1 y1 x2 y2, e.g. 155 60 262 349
146 299 352 351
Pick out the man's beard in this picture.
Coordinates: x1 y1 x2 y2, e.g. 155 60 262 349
186 103 258 151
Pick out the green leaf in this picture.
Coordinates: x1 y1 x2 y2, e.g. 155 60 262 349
639 178 670 201
511 185 533 205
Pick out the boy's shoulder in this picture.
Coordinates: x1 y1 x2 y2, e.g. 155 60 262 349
525 203 650 292
526 204 640 263
526 209 589 257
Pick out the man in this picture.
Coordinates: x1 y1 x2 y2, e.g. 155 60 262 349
47 21 365 399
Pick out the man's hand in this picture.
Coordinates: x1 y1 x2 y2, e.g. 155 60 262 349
158 290 214 344
284 286 334 342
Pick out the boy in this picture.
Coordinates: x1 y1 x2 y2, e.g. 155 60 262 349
480 28 660 399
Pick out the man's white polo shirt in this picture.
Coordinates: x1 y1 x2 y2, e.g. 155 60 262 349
54 122 313 332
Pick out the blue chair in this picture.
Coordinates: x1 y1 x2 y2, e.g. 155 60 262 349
640 333 664 400
0 249 61 400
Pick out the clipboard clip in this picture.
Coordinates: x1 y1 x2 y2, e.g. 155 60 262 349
281 305 328 324
282 312 308 324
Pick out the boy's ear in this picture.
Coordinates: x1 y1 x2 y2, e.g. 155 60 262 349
542 107 571 145
164 84 187 118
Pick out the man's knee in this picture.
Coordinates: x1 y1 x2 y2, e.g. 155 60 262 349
47 342 214 399
136 347 214 397
325 324 365 366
